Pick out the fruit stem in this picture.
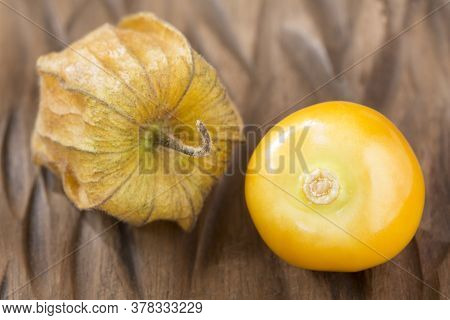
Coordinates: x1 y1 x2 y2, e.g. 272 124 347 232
159 120 211 157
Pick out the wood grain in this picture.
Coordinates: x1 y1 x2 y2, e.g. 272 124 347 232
0 0 448 299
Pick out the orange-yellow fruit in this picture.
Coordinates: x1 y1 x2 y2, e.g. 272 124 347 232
245 101 425 272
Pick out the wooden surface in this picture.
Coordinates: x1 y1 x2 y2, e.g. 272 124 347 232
0 0 449 299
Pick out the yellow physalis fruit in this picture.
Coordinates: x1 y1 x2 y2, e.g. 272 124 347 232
31 12 243 230
245 101 425 271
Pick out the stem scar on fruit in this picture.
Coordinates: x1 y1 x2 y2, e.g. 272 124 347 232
302 168 339 205
245 101 425 272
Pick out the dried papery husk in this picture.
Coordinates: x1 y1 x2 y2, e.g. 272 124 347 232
31 12 243 231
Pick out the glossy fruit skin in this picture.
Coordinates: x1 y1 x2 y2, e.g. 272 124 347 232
245 101 425 272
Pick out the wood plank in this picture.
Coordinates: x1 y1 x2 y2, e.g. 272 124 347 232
0 0 448 299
